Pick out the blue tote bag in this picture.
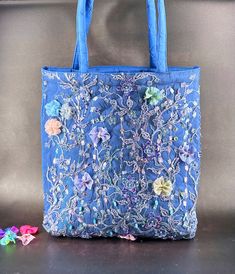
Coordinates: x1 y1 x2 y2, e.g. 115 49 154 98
41 0 201 240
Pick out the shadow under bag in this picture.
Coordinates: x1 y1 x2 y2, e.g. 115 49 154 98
41 0 201 240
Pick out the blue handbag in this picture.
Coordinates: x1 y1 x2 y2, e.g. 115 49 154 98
41 0 201 240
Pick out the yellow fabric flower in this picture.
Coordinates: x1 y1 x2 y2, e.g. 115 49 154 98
153 177 173 197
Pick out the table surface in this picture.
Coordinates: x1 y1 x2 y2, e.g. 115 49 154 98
0 213 235 274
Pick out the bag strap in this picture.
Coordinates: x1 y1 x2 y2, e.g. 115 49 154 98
72 0 167 73
72 0 94 70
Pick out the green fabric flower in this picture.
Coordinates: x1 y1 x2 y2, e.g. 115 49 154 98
145 87 164 105
0 230 17 246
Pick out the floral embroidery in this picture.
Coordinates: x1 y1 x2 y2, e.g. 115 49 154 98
143 143 158 159
60 103 74 120
42 69 201 240
74 172 94 192
145 87 164 105
153 177 173 197
45 100 61 117
89 127 110 147
45 119 62 136
118 76 137 94
53 154 71 170
145 215 162 229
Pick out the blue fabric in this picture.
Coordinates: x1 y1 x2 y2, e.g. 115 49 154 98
41 0 201 240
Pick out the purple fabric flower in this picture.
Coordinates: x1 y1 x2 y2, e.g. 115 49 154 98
0 229 5 238
75 172 94 192
89 127 110 147
179 144 195 164
9 226 19 234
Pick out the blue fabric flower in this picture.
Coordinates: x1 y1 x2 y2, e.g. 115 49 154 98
45 100 61 117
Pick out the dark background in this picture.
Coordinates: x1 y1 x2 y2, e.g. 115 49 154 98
0 0 235 273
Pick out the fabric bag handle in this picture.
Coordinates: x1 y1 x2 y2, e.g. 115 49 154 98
72 0 167 72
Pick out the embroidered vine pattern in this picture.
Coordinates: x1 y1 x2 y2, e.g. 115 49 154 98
42 70 200 239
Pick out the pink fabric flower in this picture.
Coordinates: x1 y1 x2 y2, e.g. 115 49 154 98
45 119 62 136
20 225 38 235
17 234 35 246
119 234 137 241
